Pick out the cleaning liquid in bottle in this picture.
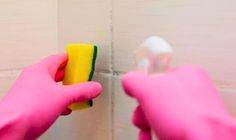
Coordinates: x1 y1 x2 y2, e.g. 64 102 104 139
134 36 173 75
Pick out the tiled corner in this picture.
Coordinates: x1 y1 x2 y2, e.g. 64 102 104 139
0 0 58 70
113 75 139 140
58 0 112 72
54 73 112 140
112 0 236 76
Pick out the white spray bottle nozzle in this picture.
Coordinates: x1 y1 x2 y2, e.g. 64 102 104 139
135 36 173 74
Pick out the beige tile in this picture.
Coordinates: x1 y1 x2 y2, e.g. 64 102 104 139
58 0 112 72
54 73 112 140
173 47 236 89
112 0 236 89
0 70 19 99
38 125 56 140
0 0 58 70
220 88 236 117
113 75 139 140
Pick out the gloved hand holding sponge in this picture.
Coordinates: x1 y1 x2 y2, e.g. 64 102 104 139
0 44 101 140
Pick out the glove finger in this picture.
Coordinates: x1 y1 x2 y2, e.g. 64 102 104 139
40 53 68 78
55 69 65 82
133 105 150 130
60 81 102 104
139 130 152 140
61 108 72 116
122 71 147 99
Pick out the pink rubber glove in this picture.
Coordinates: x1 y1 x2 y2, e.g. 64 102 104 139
122 65 236 140
0 53 102 140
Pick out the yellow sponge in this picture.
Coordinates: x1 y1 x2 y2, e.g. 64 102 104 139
63 44 97 110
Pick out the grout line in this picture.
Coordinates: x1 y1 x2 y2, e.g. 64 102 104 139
0 69 22 77
95 70 124 76
0 67 23 72
111 71 115 140
113 71 123 76
94 72 113 77
0 69 123 78
110 1 114 75
57 0 60 53
95 69 112 74
110 0 115 139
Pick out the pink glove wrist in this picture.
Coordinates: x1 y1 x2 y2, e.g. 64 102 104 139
0 107 29 139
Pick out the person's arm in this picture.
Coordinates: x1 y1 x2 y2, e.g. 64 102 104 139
0 53 102 140
122 65 236 140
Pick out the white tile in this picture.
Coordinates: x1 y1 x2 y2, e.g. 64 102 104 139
0 0 58 70
112 0 236 89
58 0 112 72
113 75 139 140
54 73 112 140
